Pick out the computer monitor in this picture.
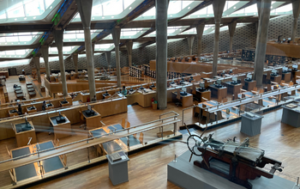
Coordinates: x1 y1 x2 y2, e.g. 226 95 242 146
247 73 252 80
88 104 92 111
217 79 222 85
292 65 298 69
271 69 277 75
282 67 288 72
199 83 205 88
232 77 237 82
182 87 187 92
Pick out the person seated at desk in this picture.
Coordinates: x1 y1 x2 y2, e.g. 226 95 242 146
121 86 127 96
42 101 46 111
189 76 194 83
102 91 110 98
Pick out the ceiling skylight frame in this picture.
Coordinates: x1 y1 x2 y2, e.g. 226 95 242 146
0 49 33 59
0 0 61 24
94 44 114 51
134 1 202 21
145 26 189 37
71 0 143 22
63 30 103 42
102 28 150 40
49 46 80 55
0 32 43 46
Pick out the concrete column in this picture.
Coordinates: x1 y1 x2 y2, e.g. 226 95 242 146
41 46 51 81
112 26 121 87
254 0 271 88
53 29 68 97
76 0 96 100
187 36 195 55
212 0 226 77
33 57 41 83
105 52 111 68
228 21 237 52
196 24 205 57
156 0 168 110
126 40 133 67
72 53 78 73
292 0 300 42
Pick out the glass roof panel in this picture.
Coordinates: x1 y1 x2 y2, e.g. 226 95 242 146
63 30 102 42
0 32 42 46
148 38 185 47
40 56 67 63
95 44 114 51
103 28 150 40
179 25 214 35
49 46 80 54
271 3 292 15
145 26 189 37
0 49 33 58
71 0 144 22
183 1 249 19
0 58 30 68
0 0 61 24
134 1 202 20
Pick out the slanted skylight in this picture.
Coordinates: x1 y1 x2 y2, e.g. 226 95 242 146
0 32 42 46
71 0 143 22
183 1 249 19
145 26 189 37
271 3 292 15
134 0 202 21
94 44 114 51
227 2 287 17
40 56 68 63
0 0 61 24
63 30 102 42
179 25 215 35
148 38 185 47
103 28 150 40
49 46 80 55
0 49 33 58
0 58 30 68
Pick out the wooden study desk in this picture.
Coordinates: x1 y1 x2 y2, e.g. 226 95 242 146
26 106 37 114
209 85 227 102
126 89 157 108
172 92 193 108
9 141 65 183
270 74 282 83
222 81 242 95
8 109 18 117
80 109 102 130
60 100 70 107
243 79 256 91
282 72 291 83
291 70 300 83
45 103 54 110
194 89 211 102
49 115 72 139
13 121 37 147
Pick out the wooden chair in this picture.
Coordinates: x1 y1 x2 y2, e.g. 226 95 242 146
222 98 228 103
126 121 130 129
121 118 126 128
139 133 144 144
6 145 11 157
217 111 223 120
253 87 257 91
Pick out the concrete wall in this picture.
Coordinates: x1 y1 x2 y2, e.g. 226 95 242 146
1 14 299 75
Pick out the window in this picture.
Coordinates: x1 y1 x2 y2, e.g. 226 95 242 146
7 3 24 18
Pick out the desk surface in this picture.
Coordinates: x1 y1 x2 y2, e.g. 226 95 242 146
15 122 34 133
11 141 63 182
82 109 100 118
50 115 70 126
209 85 227 90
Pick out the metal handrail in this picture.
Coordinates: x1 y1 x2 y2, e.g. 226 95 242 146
0 111 179 164
159 111 179 120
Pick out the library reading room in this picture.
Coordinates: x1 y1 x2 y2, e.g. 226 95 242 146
0 0 299 189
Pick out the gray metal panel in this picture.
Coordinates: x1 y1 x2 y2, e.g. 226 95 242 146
15 164 37 182
43 157 64 173
102 141 122 154
120 135 140 147
11 147 30 158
